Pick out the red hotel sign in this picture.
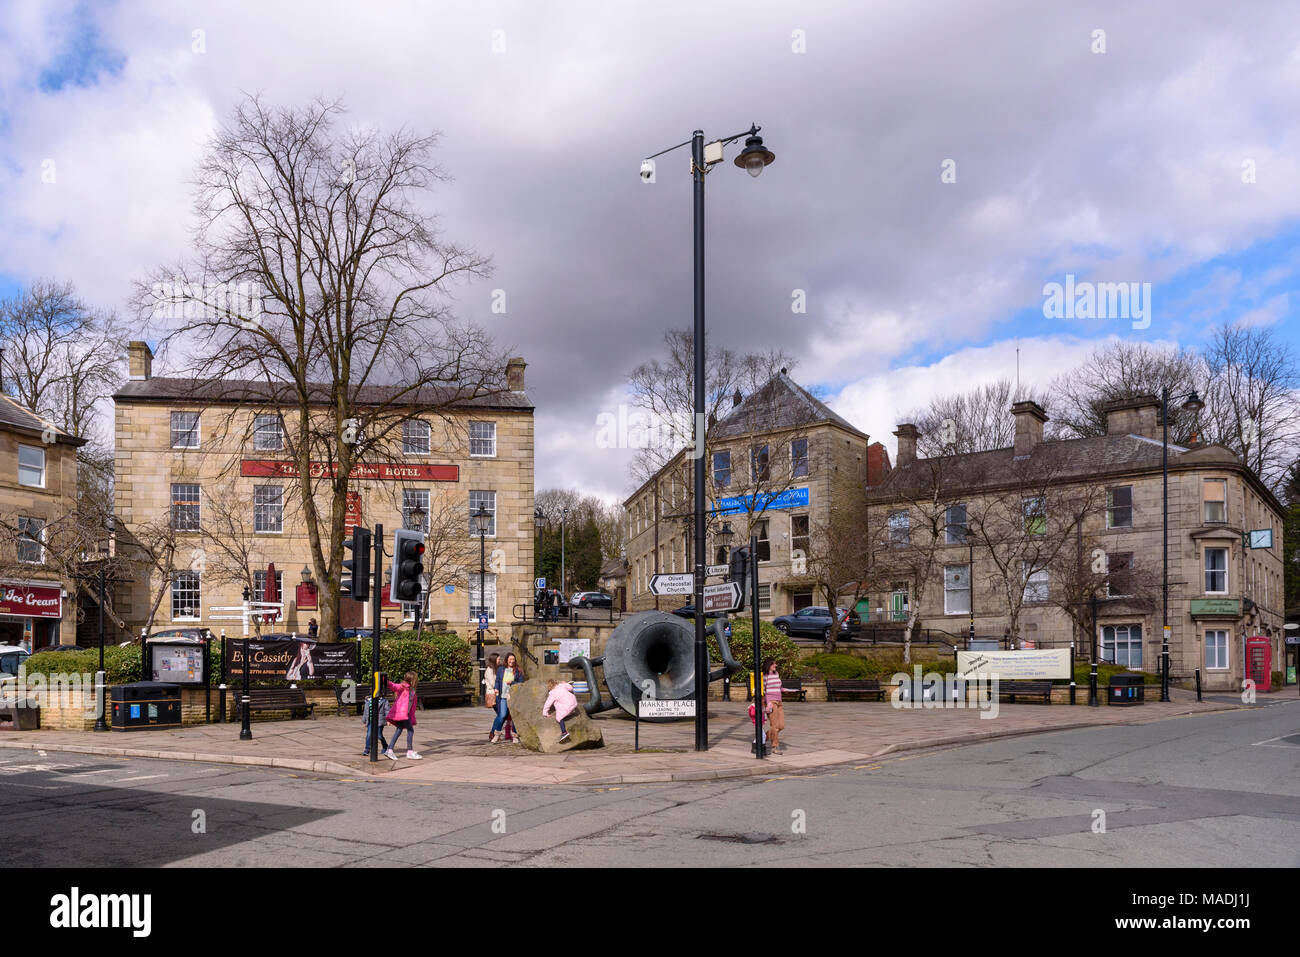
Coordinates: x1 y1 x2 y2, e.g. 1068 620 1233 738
0 584 63 618
241 460 459 482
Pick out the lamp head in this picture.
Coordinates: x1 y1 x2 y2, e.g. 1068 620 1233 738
733 126 774 178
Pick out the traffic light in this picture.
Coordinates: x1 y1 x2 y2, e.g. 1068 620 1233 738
342 526 372 601
390 528 426 604
728 544 750 611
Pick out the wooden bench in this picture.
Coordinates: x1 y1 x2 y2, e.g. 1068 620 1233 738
780 678 807 702
0 704 40 730
238 688 315 719
335 685 366 716
825 678 885 702
997 680 1053 704
415 681 473 708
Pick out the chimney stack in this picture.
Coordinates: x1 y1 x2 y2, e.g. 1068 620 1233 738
893 424 920 466
1098 395 1160 439
506 356 526 392
1011 400 1048 456
128 341 153 381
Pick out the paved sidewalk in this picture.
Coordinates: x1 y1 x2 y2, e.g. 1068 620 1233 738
0 688 1244 787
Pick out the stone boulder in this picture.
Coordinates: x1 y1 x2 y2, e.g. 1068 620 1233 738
506 679 603 753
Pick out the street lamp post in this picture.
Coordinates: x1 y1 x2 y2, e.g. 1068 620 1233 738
560 506 570 609
642 122 774 752
472 505 491 704
1161 387 1205 702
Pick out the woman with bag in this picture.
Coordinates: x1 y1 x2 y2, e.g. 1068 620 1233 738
489 652 524 743
383 670 422 760
484 653 501 740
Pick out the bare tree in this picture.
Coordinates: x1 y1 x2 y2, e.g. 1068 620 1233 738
133 94 509 641
1200 321 1300 491
807 492 872 652
1048 340 1205 443
907 378 1050 456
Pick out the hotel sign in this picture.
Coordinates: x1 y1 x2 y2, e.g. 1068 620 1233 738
241 460 459 482
1190 598 1240 617
0 583 63 619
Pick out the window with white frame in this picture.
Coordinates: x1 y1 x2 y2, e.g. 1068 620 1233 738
1101 624 1142 667
1106 486 1133 528
402 418 430 455
171 572 201 620
944 564 971 614
1204 547 1228 593
945 504 968 544
469 421 496 457
790 438 808 478
889 510 910 546
253 485 284 533
1022 562 1048 603
170 411 200 448
17 444 45 488
468 573 497 622
253 414 284 451
751 444 770 483
402 488 430 531
757 583 771 612
1202 478 1226 523
790 514 810 562
1204 630 1229 670
17 517 44 564
468 490 496 536
172 483 200 531
401 597 426 621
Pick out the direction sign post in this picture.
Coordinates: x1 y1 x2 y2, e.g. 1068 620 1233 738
706 564 730 577
648 573 695 597
702 582 742 613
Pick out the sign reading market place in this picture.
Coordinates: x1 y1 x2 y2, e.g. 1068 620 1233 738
956 648 1072 680
0 583 62 619
241 459 459 482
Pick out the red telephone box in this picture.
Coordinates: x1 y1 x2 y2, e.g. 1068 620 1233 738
1244 636 1271 692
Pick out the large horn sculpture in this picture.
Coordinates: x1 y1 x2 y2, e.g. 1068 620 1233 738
568 611 743 719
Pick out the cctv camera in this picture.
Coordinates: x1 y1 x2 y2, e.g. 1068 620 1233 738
640 159 655 183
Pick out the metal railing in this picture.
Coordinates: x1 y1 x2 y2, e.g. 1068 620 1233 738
512 602 623 624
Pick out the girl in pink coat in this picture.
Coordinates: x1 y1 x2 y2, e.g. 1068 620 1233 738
542 678 579 743
384 670 421 760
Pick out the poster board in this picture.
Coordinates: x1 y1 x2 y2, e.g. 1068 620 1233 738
150 642 207 685
956 648 1071 680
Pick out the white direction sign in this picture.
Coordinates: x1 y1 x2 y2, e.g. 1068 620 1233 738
706 564 730 577
648 573 694 596
638 699 696 718
702 582 742 613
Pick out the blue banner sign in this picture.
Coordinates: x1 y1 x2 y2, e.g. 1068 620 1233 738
715 486 809 516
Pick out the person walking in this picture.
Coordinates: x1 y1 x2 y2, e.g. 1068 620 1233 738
489 653 524 743
384 671 422 760
484 653 501 740
361 689 390 757
762 657 785 754
542 678 579 743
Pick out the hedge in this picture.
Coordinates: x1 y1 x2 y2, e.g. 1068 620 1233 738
706 618 800 683
23 633 471 687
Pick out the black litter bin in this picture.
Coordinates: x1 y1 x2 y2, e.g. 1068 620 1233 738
110 682 182 730
1107 673 1145 706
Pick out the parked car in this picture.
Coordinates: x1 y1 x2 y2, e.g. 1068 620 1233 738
670 605 723 620
0 644 30 685
147 627 214 643
573 591 613 608
771 606 857 640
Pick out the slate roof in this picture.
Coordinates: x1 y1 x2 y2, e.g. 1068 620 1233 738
0 394 85 445
710 371 866 440
113 376 533 412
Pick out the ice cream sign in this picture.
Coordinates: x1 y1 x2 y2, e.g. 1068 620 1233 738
0 584 63 618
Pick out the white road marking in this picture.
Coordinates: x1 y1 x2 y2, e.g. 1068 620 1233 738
1250 733 1300 748
114 774 168 782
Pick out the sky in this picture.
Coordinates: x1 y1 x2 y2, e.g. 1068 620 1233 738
1 0 1297 505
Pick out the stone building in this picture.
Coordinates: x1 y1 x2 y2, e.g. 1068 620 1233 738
624 371 875 618
0 394 86 649
865 397 1287 692
113 342 534 640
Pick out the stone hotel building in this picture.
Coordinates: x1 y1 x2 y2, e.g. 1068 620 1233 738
113 343 534 639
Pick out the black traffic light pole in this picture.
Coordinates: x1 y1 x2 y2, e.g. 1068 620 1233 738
369 522 384 763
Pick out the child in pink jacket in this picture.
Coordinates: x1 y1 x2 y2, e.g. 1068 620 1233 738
542 678 579 743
